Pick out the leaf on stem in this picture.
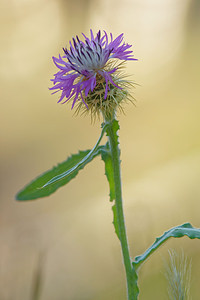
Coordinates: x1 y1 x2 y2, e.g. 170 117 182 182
16 123 109 201
105 119 120 146
101 141 120 239
101 120 120 239
16 146 104 201
112 204 120 239
101 143 115 201
132 223 200 269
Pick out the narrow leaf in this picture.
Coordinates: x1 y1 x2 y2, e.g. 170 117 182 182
105 119 120 145
101 142 120 239
101 120 120 239
101 142 115 202
41 123 108 188
16 147 104 201
112 204 120 239
16 123 109 201
133 223 200 269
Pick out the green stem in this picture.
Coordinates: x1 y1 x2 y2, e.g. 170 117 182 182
105 118 138 299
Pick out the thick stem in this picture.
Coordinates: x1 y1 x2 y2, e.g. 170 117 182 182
105 118 138 299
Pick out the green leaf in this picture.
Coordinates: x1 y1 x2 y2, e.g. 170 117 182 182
101 120 121 239
133 223 200 269
40 123 109 189
16 146 104 201
101 142 115 202
16 123 109 201
101 142 120 239
105 119 120 145
112 204 120 239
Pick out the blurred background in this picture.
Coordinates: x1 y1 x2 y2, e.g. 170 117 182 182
1 0 200 299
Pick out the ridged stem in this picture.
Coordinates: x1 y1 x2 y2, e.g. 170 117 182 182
105 117 138 300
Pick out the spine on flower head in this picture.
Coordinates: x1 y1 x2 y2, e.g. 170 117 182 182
50 30 137 120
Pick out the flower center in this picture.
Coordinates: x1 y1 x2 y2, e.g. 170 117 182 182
64 38 110 74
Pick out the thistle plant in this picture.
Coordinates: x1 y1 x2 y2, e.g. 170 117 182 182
16 30 200 300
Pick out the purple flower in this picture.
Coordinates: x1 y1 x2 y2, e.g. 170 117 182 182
50 30 137 118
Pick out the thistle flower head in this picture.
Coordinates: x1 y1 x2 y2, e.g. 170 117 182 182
50 29 137 119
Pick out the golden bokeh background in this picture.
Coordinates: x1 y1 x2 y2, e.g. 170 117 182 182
1 0 200 299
